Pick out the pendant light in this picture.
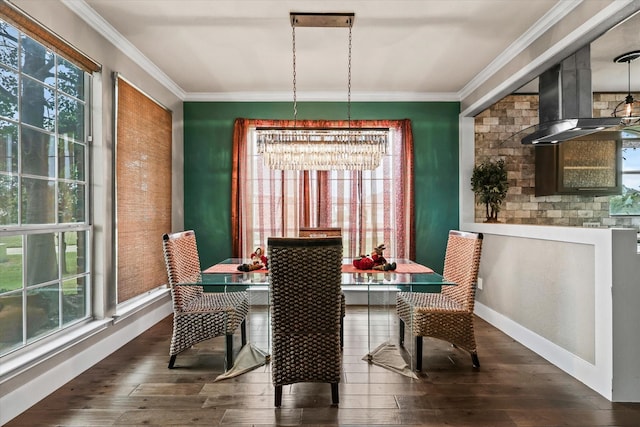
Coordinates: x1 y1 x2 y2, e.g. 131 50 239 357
612 50 640 125
256 12 388 171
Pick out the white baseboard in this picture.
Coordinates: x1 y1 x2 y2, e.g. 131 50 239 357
474 301 611 401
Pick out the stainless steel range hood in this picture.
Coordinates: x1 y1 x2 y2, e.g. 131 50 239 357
516 45 627 145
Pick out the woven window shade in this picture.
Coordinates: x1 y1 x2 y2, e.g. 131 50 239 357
116 75 172 303
0 2 100 73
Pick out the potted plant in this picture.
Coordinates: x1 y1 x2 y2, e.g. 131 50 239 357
471 158 509 223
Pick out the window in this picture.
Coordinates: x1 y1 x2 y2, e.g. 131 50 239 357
610 137 640 216
0 20 91 356
232 119 415 261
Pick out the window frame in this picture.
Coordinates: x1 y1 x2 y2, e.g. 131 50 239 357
609 137 640 216
231 118 415 262
0 19 92 358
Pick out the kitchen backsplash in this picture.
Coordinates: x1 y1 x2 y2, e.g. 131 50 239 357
474 93 640 229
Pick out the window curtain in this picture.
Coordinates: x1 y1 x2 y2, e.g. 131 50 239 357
231 118 415 260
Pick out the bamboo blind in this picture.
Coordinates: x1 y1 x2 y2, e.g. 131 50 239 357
0 1 100 73
115 76 172 303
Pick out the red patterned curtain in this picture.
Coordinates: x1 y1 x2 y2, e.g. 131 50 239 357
231 119 415 260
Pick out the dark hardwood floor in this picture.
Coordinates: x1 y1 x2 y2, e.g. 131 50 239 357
6 306 640 426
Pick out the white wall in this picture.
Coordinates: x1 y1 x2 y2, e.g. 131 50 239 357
460 224 640 402
462 224 613 399
478 233 596 363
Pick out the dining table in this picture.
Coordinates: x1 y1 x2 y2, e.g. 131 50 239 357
192 257 454 375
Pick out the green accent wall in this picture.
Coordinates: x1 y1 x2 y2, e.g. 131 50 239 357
183 101 460 273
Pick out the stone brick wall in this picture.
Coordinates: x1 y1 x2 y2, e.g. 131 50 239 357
473 93 640 229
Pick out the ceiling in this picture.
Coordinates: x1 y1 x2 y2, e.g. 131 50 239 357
65 0 640 102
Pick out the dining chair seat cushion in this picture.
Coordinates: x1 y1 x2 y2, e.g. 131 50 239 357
396 292 465 314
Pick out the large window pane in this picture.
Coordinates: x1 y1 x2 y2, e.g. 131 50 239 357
21 126 55 178
21 177 55 224
0 174 18 225
0 22 18 69
57 57 84 99
0 291 23 353
61 230 87 277
0 234 22 291
62 277 86 325
21 77 55 132
61 229 88 326
20 37 55 86
0 65 18 121
58 182 85 223
0 119 18 172
25 232 58 286
58 136 84 180
58 93 84 141
26 283 59 342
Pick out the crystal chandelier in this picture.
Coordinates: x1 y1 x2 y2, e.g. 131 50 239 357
612 50 640 126
256 12 388 171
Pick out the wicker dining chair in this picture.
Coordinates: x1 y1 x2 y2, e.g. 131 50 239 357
162 230 249 370
396 230 483 370
268 237 343 407
298 227 346 348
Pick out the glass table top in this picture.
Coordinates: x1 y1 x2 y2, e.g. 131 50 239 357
188 258 454 293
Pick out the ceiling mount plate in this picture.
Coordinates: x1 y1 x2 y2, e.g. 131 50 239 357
290 12 354 28
613 50 640 63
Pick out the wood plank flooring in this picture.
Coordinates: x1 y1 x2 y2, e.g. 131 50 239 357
6 306 640 426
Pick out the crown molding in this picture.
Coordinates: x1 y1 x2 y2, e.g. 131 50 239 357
61 0 186 100
184 91 459 103
457 0 581 101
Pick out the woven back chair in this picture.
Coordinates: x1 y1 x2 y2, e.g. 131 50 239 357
162 230 248 370
298 227 346 348
396 230 483 370
268 237 343 407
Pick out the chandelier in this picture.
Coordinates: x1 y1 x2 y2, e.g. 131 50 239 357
612 50 640 126
256 12 388 171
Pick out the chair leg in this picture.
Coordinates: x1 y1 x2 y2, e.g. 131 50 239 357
399 319 405 347
275 385 283 407
331 383 339 405
226 334 233 369
340 316 344 349
471 352 480 368
241 320 247 346
168 355 177 369
415 336 423 371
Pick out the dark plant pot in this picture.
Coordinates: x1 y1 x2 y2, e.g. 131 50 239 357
484 217 500 223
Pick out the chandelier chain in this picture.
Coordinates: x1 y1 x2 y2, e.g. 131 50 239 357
628 60 631 96
292 25 297 124
347 24 352 126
